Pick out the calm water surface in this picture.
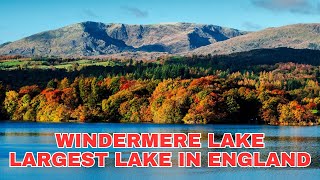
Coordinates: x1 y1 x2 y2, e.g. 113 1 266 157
0 121 319 180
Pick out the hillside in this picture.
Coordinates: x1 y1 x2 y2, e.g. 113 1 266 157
0 21 245 57
192 23 320 55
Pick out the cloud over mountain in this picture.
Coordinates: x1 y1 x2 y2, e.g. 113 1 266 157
121 6 149 18
252 0 320 14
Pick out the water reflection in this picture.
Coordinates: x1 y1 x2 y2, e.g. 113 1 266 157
0 121 319 180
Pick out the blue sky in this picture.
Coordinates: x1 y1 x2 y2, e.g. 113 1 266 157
1 0 320 43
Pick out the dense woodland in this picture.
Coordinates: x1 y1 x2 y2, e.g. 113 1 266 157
0 50 320 125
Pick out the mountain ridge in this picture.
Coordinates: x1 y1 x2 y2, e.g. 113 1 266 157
1 22 320 58
0 21 246 57
191 23 320 55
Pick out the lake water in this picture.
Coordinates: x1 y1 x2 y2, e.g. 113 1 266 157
0 121 319 180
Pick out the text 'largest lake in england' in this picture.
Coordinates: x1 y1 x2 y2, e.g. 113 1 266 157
0 121 319 180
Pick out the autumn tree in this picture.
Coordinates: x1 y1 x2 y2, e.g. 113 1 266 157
4 91 19 119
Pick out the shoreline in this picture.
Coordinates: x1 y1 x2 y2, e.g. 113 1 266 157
1 120 319 126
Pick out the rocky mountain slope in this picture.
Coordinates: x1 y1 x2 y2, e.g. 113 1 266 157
0 21 246 57
191 23 320 55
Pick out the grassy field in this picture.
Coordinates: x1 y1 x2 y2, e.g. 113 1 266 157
0 60 26 69
0 59 121 70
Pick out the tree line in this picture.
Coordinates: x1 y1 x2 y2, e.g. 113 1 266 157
0 62 319 125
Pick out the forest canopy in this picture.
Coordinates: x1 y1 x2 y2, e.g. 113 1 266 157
0 55 319 125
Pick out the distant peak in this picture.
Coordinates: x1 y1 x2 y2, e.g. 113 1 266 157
0 21 248 57
158 22 187 25
79 21 105 26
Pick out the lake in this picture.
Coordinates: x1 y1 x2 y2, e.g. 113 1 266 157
0 121 319 180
